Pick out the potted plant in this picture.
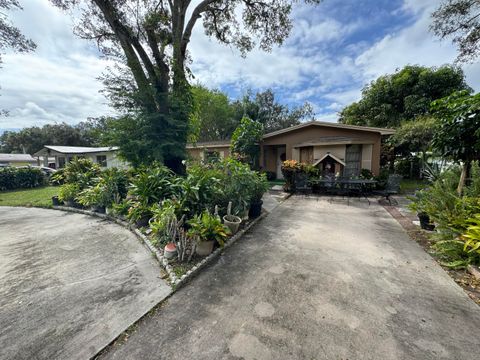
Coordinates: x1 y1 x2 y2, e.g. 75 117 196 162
51 196 60 206
77 185 107 213
408 190 435 231
223 201 242 235
248 173 269 219
58 183 80 208
127 202 152 228
187 211 230 256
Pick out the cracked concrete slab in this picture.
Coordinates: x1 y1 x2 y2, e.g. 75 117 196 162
0 207 171 360
100 196 480 360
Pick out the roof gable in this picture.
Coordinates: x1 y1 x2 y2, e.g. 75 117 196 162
263 121 395 139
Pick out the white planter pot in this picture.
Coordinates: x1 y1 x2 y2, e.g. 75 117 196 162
223 215 242 235
196 240 214 256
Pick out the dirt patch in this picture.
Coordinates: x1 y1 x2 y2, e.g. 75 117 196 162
384 205 480 307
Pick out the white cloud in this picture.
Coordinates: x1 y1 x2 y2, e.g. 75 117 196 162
0 0 112 128
2 0 480 131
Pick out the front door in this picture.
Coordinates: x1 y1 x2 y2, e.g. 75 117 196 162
276 146 286 180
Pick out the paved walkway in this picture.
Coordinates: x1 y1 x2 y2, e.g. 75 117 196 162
0 207 171 360
101 196 480 360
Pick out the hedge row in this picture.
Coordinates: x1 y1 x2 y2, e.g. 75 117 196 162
0 167 46 191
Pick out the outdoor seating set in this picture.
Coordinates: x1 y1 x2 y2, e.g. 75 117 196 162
295 173 402 205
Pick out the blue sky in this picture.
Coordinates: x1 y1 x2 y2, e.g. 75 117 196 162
1 0 480 129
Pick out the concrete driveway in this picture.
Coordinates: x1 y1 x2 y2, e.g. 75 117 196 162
101 196 480 360
0 207 171 360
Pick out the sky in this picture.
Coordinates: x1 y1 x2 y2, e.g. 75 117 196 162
1 0 480 130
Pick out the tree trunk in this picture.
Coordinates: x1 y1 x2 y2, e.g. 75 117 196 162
457 160 470 195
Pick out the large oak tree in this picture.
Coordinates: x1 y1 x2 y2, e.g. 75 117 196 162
50 0 321 171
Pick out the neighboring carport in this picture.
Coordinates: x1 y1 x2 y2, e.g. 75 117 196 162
0 207 171 360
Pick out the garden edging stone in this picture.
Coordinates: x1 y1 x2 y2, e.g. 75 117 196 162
52 205 268 290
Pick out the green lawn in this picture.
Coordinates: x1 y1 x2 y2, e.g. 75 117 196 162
399 179 428 194
0 186 58 208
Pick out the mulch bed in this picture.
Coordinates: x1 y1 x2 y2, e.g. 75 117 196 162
384 205 480 307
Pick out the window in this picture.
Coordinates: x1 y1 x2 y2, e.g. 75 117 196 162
58 157 66 168
96 155 107 167
344 145 362 177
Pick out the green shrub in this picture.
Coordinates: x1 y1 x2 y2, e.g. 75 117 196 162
463 215 480 261
432 240 475 269
62 157 101 189
360 168 374 179
394 157 421 179
0 167 17 191
128 163 180 205
0 167 45 191
58 183 81 203
50 168 65 185
177 164 223 217
187 211 230 247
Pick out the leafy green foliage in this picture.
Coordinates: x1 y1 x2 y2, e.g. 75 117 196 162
62 157 101 188
189 85 237 143
390 116 439 156
58 183 80 203
231 89 314 133
410 163 480 267
431 90 480 164
231 117 264 167
431 0 480 62
187 211 230 247
0 167 45 191
463 215 480 258
76 168 129 208
128 164 180 206
339 65 470 128
0 119 106 154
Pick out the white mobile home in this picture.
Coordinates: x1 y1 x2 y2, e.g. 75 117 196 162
33 146 128 169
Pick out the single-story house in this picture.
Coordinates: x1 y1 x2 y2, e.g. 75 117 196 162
187 121 395 178
186 140 231 162
33 146 128 169
0 153 37 167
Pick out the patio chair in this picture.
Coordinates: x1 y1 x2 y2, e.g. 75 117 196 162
295 173 312 196
374 174 402 205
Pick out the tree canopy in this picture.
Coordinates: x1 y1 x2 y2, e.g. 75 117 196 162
339 65 471 128
431 90 480 193
389 116 440 157
0 1 35 63
50 0 321 171
0 119 107 154
232 89 314 133
431 0 480 63
188 86 314 143
231 116 264 167
189 85 236 142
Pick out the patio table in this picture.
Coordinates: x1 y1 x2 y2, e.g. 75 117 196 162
310 178 377 204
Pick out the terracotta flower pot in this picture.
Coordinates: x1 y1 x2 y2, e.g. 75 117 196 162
196 240 214 256
223 214 242 235
164 242 177 259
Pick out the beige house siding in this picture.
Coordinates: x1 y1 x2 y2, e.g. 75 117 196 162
313 145 346 163
186 122 391 176
187 144 231 162
261 124 383 176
